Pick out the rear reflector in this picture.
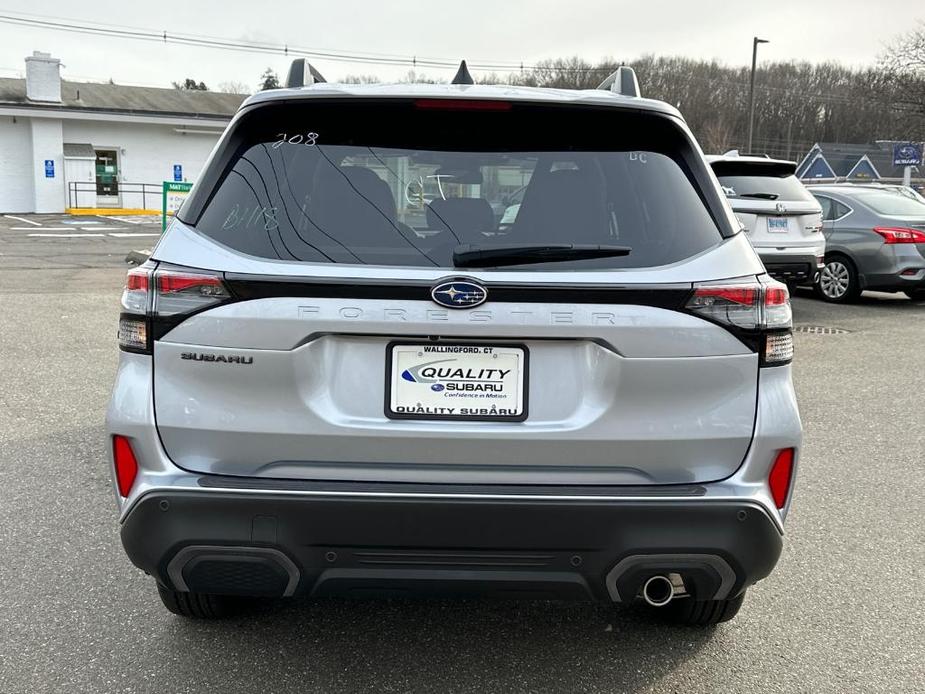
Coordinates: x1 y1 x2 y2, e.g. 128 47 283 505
414 98 512 111
112 435 139 497
873 227 925 244
768 448 795 509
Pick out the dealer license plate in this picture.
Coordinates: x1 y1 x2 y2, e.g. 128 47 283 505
767 217 790 233
386 343 528 421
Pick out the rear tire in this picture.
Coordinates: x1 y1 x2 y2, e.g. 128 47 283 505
815 255 860 303
156 582 242 619
658 591 746 626
904 289 925 301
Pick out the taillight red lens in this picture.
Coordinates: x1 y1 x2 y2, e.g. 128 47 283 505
690 285 758 306
414 99 512 111
112 435 139 497
157 273 224 293
768 448 795 509
125 268 150 291
873 227 925 244
154 269 230 317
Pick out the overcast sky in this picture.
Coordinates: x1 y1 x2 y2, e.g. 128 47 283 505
0 1 922 90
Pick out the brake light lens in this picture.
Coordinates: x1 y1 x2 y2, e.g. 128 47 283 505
685 279 793 365
768 448 795 509
112 435 139 497
155 269 230 316
873 227 925 244
414 99 512 111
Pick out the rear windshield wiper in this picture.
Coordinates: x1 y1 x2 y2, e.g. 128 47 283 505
453 243 632 268
737 192 779 200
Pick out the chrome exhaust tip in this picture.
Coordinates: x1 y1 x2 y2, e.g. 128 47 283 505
642 574 676 607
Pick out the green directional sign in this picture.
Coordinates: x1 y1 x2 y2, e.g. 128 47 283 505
162 181 193 231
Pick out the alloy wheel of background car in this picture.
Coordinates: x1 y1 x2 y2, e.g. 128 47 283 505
817 258 857 302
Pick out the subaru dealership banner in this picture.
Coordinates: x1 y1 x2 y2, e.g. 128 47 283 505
892 143 923 167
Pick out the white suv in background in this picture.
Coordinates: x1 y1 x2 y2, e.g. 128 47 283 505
708 154 825 286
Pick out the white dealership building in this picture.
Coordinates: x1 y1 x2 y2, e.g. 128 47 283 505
0 51 244 213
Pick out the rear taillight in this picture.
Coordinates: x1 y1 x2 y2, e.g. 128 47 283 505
873 227 925 244
685 279 793 366
112 435 139 497
768 448 795 509
117 263 232 353
154 269 230 316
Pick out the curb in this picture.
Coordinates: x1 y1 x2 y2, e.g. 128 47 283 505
67 208 160 216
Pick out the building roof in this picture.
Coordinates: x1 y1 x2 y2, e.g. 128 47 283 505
0 77 245 120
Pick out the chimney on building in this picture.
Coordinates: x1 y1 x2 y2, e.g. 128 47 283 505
25 51 62 103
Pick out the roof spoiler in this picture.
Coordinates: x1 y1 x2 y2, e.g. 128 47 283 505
286 58 327 88
597 66 640 97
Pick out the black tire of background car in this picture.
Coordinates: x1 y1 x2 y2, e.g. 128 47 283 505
156 582 243 619
815 255 860 303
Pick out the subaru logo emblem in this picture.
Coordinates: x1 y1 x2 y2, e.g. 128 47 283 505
775 202 787 214
431 279 488 309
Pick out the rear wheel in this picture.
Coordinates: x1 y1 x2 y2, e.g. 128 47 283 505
656 591 746 626
816 256 860 303
156 582 243 619
904 289 925 301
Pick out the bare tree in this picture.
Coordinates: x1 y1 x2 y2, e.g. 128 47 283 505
340 74 381 84
701 115 736 154
879 23 925 116
217 81 252 95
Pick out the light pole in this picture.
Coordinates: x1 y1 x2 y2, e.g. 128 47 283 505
746 37 769 154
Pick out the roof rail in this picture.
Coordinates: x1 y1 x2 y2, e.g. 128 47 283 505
451 60 475 85
285 58 327 88
597 66 640 98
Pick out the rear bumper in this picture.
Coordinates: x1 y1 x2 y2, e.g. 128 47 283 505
121 482 783 602
758 250 823 283
861 267 925 292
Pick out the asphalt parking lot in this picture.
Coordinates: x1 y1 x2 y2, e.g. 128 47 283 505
1 218 923 693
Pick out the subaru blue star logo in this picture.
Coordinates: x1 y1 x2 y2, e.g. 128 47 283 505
430 279 488 309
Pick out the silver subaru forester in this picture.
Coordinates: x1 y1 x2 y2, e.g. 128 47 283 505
106 62 801 625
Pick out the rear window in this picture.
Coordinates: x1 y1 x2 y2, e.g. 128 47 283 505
847 188 925 216
184 100 726 269
715 170 814 203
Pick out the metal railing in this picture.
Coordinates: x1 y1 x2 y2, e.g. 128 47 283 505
67 181 162 210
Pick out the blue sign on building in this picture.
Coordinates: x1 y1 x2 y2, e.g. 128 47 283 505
44 159 55 178
892 143 923 167
173 164 183 182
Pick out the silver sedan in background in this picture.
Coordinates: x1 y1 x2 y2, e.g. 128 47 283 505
808 184 925 302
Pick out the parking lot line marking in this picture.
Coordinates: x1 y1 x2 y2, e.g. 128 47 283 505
108 232 162 237
4 215 41 226
12 227 71 231
28 233 105 238
83 226 128 231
